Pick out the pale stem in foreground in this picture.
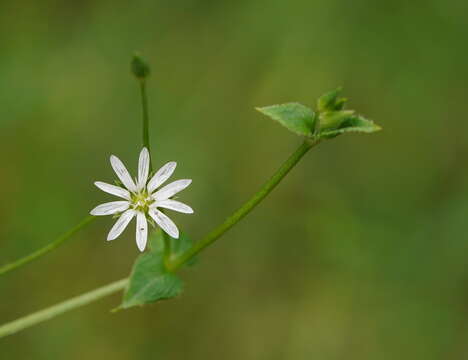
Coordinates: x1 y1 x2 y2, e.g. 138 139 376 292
0 138 319 338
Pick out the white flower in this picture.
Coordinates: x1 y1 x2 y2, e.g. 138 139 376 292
90 147 193 251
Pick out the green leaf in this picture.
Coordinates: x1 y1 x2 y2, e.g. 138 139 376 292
256 103 316 136
319 110 355 131
148 231 165 252
319 115 381 138
119 252 183 309
118 231 185 310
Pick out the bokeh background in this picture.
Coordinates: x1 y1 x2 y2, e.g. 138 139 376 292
1 0 468 358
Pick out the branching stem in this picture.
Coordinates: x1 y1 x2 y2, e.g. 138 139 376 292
0 138 319 338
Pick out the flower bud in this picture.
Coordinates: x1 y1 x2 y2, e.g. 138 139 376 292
317 87 347 112
131 53 150 79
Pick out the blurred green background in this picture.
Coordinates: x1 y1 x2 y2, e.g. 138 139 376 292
1 0 468 358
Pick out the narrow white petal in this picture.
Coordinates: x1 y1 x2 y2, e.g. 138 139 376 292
107 209 136 241
153 199 194 214
149 209 179 239
135 212 148 252
94 182 131 200
110 155 137 192
152 179 192 201
137 148 150 190
90 201 130 216
147 161 177 193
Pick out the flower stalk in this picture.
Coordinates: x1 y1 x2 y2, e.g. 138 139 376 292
140 80 151 155
131 53 152 164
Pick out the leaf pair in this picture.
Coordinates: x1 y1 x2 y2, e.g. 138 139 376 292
118 231 195 309
256 88 381 139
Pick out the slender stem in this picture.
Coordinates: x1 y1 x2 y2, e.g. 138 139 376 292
0 216 96 276
0 138 319 338
167 138 319 271
0 278 128 338
140 79 151 167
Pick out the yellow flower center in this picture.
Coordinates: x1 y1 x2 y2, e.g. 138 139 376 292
130 191 154 213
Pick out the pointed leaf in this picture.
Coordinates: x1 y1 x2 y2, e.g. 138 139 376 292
120 252 183 309
319 115 382 138
118 230 197 309
319 110 355 131
256 103 315 136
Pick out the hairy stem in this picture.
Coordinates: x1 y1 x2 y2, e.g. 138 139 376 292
0 216 96 276
0 138 319 338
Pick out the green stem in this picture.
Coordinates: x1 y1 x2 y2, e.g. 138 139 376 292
140 80 151 167
0 138 319 338
0 216 96 276
167 138 319 271
0 278 128 338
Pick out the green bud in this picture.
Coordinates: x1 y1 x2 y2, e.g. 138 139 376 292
131 53 150 79
317 87 347 112
319 110 355 130
333 97 347 110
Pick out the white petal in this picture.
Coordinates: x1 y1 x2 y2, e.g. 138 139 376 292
107 209 136 241
94 182 131 200
149 209 179 239
90 201 130 216
153 199 194 214
137 148 150 190
147 161 177 193
152 179 192 201
110 155 137 192
135 212 148 252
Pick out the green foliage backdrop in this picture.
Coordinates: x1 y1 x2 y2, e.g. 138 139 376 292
0 0 467 359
